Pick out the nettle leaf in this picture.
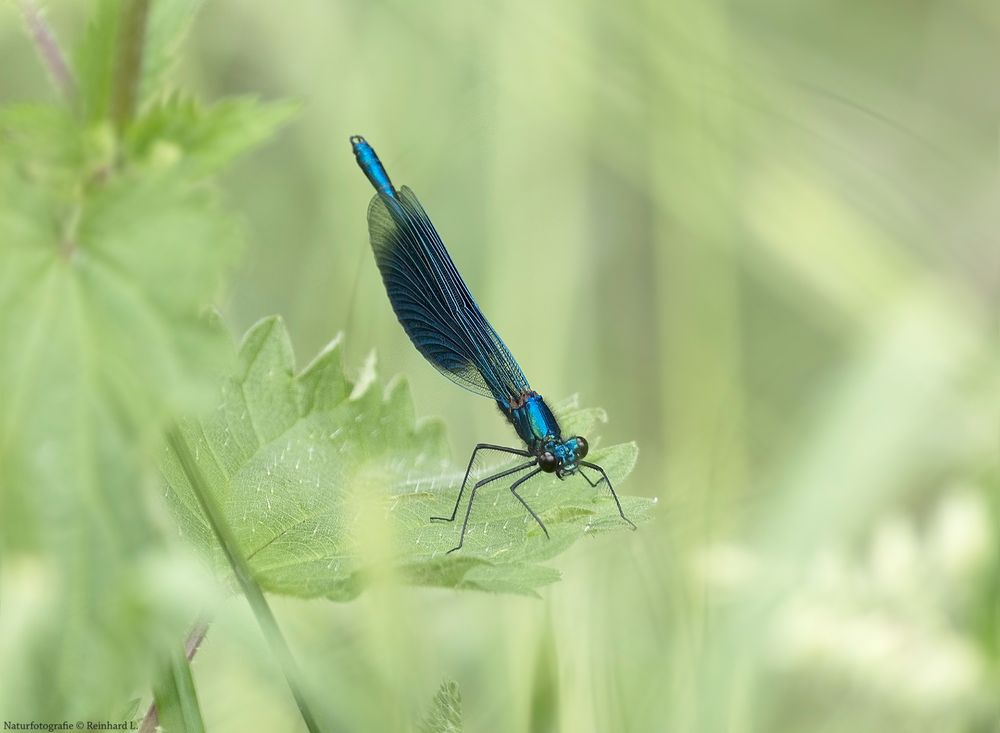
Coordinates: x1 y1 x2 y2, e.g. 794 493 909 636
127 95 299 176
139 0 204 107
163 318 652 599
418 680 462 733
0 104 240 484
0 105 84 183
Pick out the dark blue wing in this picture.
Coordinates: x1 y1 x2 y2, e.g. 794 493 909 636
366 185 531 407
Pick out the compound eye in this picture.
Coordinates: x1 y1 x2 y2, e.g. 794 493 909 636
538 451 559 473
574 436 589 459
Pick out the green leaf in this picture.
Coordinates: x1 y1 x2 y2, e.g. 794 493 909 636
162 317 653 599
139 0 204 108
0 116 244 487
127 95 299 176
417 680 462 733
0 104 240 544
0 102 80 166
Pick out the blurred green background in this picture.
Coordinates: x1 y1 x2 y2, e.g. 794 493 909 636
1 1 998 731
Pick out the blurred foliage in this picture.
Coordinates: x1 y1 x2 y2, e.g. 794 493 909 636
0 0 290 721
1 0 998 732
418 680 463 733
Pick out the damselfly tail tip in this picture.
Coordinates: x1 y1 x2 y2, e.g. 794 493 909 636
349 134 366 147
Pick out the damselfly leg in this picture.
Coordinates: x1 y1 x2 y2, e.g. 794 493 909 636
446 461 536 554
431 443 532 523
580 460 637 530
510 469 547 538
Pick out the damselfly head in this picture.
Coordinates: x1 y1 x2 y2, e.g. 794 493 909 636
538 436 590 478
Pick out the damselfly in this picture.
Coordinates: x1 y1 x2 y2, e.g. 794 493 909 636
351 135 636 552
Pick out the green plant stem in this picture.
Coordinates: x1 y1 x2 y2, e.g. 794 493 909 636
150 643 207 733
139 619 210 733
112 0 152 133
17 0 76 101
167 428 325 733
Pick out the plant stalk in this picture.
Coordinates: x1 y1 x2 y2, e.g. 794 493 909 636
112 0 152 133
167 428 326 733
139 619 210 733
17 0 76 101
